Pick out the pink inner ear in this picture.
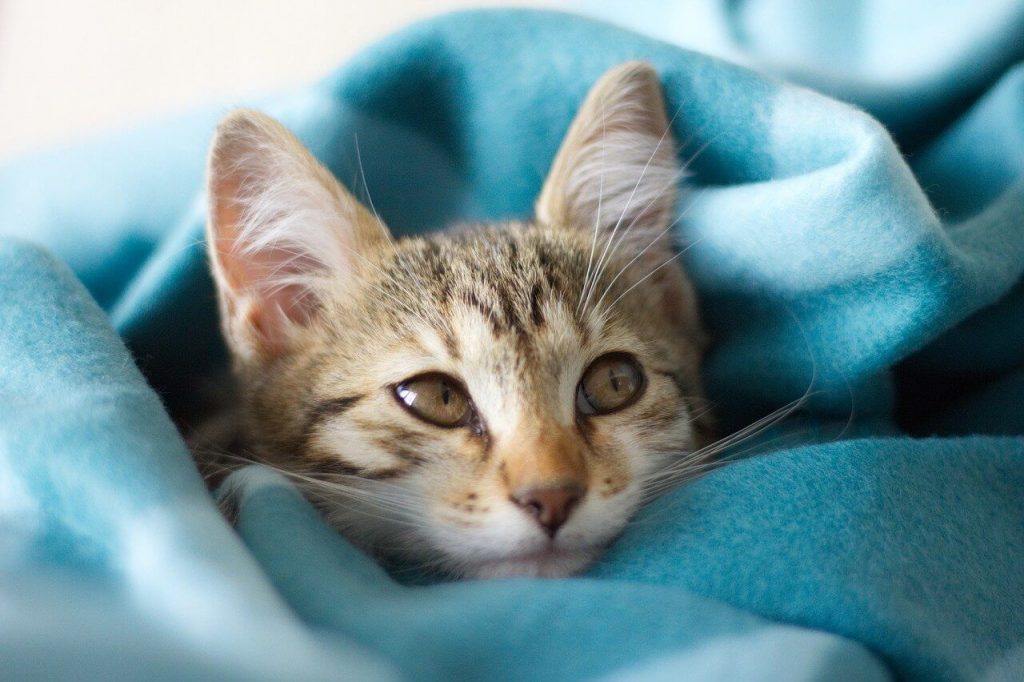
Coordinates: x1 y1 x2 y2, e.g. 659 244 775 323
244 282 319 355
212 187 325 354
207 111 394 357
229 242 324 327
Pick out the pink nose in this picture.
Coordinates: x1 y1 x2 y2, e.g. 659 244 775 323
511 485 584 537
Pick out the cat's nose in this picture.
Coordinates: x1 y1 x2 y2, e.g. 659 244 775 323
511 485 584 537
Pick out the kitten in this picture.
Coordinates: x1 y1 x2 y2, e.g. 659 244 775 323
203 61 710 579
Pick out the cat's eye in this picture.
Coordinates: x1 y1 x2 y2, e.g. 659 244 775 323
393 373 473 428
576 353 645 416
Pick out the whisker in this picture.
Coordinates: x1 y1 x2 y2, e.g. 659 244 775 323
577 93 609 314
588 132 718 315
639 423 811 503
349 135 447 331
353 132 394 244
598 238 704 319
636 302 826 506
207 450 426 524
591 188 707 316
580 104 684 315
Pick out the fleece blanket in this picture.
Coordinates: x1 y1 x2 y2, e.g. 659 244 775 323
2 3 1024 680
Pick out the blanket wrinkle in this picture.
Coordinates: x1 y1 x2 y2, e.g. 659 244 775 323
1 5 1023 681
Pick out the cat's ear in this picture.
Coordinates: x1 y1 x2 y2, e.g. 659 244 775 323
536 61 681 260
206 109 390 360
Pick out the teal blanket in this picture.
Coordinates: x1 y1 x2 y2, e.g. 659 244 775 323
2 5 1024 680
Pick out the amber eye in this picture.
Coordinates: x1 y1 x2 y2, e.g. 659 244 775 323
393 373 472 428
576 353 646 416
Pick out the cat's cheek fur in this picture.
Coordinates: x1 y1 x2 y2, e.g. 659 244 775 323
308 419 413 476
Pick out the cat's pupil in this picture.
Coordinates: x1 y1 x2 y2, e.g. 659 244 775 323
609 369 622 393
441 383 451 405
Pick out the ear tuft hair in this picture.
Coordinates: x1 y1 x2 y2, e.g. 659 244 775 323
206 109 390 359
536 61 683 260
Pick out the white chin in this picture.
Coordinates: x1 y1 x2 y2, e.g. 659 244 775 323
463 549 599 579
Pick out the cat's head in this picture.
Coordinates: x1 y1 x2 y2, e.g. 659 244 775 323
205 62 709 578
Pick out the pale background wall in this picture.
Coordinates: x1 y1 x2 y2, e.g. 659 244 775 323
0 1 553 161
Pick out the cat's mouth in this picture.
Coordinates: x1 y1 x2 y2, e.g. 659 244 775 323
465 544 601 579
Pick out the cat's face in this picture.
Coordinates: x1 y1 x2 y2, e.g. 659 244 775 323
206 62 709 578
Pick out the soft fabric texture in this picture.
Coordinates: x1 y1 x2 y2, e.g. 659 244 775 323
1 3 1023 680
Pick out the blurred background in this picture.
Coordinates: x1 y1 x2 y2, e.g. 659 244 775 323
4 1 1022 161
0 0 553 161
